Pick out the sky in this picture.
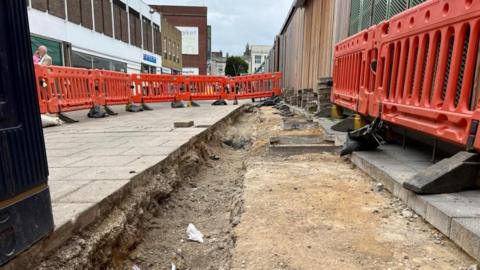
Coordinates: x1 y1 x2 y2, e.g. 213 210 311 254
143 0 293 55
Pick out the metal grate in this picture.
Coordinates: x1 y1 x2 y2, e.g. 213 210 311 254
360 0 374 30
441 32 455 101
455 27 470 108
400 39 410 99
349 0 362 35
430 32 442 104
372 0 388 25
386 44 395 99
409 0 426 8
419 35 430 102
388 0 408 18
409 39 419 99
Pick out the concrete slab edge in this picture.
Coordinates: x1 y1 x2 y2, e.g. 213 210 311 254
286 104 480 262
4 104 250 269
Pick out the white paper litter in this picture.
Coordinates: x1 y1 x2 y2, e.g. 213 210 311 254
171 263 176 270
186 223 204 243
132 265 141 270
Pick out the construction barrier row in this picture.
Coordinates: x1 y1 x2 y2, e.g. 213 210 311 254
331 0 480 151
34 64 282 114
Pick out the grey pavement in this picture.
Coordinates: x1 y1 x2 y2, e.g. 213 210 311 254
43 101 247 230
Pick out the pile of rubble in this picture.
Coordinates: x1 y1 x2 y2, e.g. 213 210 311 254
283 77 332 115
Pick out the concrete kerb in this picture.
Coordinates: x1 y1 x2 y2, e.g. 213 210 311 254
4 104 250 270
285 103 480 262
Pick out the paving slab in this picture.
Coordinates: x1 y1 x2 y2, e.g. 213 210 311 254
289 104 480 262
41 104 245 235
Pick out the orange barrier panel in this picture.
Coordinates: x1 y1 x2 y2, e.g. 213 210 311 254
332 28 374 112
34 65 283 114
131 73 182 103
184 75 226 101
35 65 95 113
376 0 480 148
231 72 282 100
96 70 132 106
34 65 51 114
332 0 480 151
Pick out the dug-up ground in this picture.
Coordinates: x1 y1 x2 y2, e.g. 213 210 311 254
40 106 477 270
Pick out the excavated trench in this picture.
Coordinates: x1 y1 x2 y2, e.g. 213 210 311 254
34 104 475 270
36 105 261 270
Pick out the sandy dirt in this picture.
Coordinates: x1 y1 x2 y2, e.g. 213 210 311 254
114 106 475 270
231 108 475 270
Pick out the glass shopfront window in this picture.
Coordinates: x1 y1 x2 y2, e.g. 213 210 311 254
71 51 127 72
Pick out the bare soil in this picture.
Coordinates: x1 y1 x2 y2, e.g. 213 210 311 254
231 108 475 270
39 106 476 270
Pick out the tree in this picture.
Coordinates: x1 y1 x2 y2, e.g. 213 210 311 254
225 56 249 76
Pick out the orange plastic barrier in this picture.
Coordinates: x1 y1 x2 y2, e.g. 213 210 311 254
34 64 283 116
131 73 182 103
331 0 480 151
231 73 282 100
35 65 95 113
332 28 374 112
96 70 132 106
184 75 226 101
34 65 51 114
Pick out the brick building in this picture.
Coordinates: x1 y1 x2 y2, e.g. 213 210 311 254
160 18 182 74
152 5 208 75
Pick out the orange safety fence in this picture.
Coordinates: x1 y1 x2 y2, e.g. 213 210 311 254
332 28 374 113
184 75 227 101
34 64 282 115
131 73 182 103
96 70 132 105
35 65 96 114
230 72 282 100
331 0 480 151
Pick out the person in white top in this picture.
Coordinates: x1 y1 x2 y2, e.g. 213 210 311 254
37 45 52 66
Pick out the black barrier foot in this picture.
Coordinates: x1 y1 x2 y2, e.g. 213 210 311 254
126 104 144 113
87 106 108 119
142 103 153 111
256 96 281 107
331 116 355 132
404 152 480 194
187 100 200 107
212 99 227 106
171 101 185 108
104 106 118 116
58 113 79 123
340 118 384 156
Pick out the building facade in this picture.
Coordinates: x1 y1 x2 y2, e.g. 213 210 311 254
243 44 272 74
160 17 182 74
152 5 208 75
208 51 226 76
28 0 167 73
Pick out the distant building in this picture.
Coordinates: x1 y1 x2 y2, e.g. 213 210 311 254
243 44 272 74
208 51 226 76
27 0 164 73
207 25 212 61
152 5 208 75
161 18 182 74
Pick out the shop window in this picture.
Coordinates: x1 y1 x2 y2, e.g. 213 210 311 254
31 35 63 66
